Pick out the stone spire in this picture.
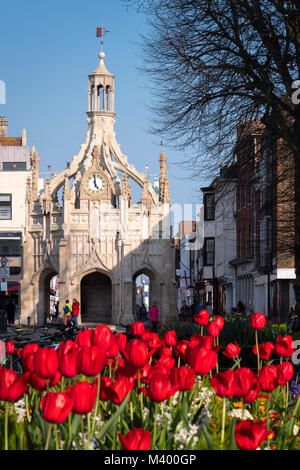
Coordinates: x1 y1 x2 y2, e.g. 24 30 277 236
159 149 171 205
31 150 40 200
63 173 71 200
141 175 152 211
42 178 52 214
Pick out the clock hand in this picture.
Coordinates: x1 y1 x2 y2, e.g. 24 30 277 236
93 174 99 189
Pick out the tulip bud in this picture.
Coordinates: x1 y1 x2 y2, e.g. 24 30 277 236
250 312 266 330
5 341 15 355
119 428 151 450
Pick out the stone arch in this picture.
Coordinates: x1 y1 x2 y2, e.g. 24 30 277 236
37 267 58 325
80 269 113 324
132 267 160 319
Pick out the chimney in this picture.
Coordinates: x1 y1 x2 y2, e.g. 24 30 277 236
0 116 8 138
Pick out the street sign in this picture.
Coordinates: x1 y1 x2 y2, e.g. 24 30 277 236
0 267 10 278
0 282 7 291
1 256 8 267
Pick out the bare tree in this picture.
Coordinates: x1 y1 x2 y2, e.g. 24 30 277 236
123 0 300 323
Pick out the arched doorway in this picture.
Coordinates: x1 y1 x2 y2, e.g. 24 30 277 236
133 268 156 322
38 269 59 325
80 271 112 323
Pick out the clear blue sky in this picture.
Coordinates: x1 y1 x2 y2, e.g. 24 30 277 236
0 0 204 211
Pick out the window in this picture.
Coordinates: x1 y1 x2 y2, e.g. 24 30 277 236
204 193 215 220
0 194 12 219
3 162 26 171
203 237 215 266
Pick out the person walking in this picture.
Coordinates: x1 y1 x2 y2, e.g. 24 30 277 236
63 299 73 325
148 304 159 332
6 299 16 325
179 300 189 322
140 303 148 323
71 298 80 327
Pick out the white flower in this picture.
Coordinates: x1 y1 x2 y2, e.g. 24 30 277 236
228 408 254 420
293 424 299 436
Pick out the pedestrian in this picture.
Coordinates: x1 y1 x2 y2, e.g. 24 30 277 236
140 303 148 323
148 304 159 332
63 299 73 325
6 299 16 325
179 300 189 322
72 298 80 327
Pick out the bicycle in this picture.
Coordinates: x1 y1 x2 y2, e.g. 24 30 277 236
1 321 82 374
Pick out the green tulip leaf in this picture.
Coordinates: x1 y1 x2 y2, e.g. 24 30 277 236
97 392 130 442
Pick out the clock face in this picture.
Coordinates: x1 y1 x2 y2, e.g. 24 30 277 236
85 172 107 196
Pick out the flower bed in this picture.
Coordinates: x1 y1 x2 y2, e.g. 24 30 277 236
0 314 299 450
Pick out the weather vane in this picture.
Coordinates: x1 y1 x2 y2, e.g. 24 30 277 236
96 25 111 52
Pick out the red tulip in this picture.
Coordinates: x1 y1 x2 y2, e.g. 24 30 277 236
214 315 225 330
258 365 278 392
187 346 217 375
77 346 106 377
170 366 195 391
58 340 78 357
155 354 175 370
27 370 61 392
142 372 178 402
173 340 191 361
130 322 145 336
140 329 153 342
34 347 59 379
66 381 97 414
276 362 294 386
157 344 173 357
163 330 177 347
5 341 15 355
107 377 132 405
233 367 258 398
106 341 120 359
149 363 170 379
75 329 93 348
243 377 261 404
274 335 295 358
143 332 161 349
193 309 209 326
123 339 155 369
0 369 29 401
114 333 127 350
93 325 113 352
252 342 275 361
59 350 78 378
235 420 271 450
207 321 221 338
17 343 40 373
223 341 241 359
40 391 73 424
250 312 266 330
190 334 214 350
119 428 151 450
114 364 138 386
210 369 235 398
139 363 152 383
95 376 114 401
